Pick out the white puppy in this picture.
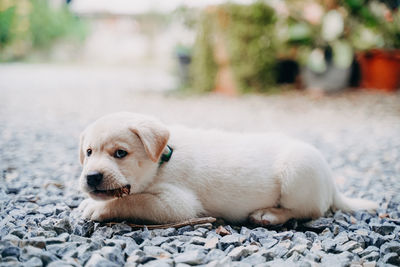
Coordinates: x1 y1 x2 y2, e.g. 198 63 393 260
78 112 377 225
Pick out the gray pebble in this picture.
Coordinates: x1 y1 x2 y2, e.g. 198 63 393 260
174 249 206 265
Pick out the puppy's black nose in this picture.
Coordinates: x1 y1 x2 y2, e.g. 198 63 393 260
86 171 103 187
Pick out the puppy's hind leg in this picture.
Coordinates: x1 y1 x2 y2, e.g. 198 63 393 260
249 207 295 226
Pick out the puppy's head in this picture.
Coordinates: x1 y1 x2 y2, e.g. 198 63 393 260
79 112 169 200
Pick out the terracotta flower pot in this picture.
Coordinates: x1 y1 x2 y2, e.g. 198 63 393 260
357 49 400 92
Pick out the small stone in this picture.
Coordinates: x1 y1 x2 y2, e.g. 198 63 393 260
301 218 334 233
183 231 203 237
92 226 114 239
370 223 396 235
73 220 94 237
177 226 193 235
321 239 336 252
100 246 124 265
382 252 400 265
304 231 318 242
45 233 69 244
143 246 171 258
142 259 174 267
333 232 349 245
227 246 250 260
190 237 207 246
362 262 376 267
380 241 400 255
336 240 361 252
259 238 278 249
20 237 46 249
241 253 266 265
219 234 243 250
126 249 146 264
194 223 213 230
111 223 132 235
23 257 43 267
205 249 225 262
174 250 206 265
216 226 231 237
204 237 219 249
151 236 171 246
85 253 119 267
287 244 307 257
184 244 205 251
359 246 379 257
159 228 177 237
361 251 379 261
273 231 293 240
1 246 20 258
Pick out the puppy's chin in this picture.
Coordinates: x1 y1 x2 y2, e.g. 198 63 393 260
86 184 132 201
88 191 117 201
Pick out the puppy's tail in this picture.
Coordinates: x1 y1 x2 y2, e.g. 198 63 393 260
332 189 378 213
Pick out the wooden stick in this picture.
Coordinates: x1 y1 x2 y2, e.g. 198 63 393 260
106 217 217 230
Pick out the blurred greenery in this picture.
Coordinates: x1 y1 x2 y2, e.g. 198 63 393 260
0 0 87 61
223 2 277 92
190 2 278 93
29 0 87 48
0 5 15 46
190 11 218 93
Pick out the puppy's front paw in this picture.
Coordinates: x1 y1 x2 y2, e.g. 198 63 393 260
78 198 113 221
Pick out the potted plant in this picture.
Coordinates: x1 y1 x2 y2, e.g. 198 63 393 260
345 0 400 92
275 1 355 93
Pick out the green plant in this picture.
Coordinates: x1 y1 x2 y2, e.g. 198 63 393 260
0 5 16 47
222 2 277 92
190 2 278 93
190 11 218 93
0 0 87 61
29 0 87 48
343 0 400 50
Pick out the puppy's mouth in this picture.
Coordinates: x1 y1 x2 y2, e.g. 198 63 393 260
89 184 131 199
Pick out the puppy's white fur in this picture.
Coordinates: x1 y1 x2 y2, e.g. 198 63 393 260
78 112 377 225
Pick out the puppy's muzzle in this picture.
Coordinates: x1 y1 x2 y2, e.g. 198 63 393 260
86 171 103 187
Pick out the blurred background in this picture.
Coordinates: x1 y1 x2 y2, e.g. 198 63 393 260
1 0 399 94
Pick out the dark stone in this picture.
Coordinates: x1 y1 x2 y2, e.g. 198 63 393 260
259 238 278 249
273 231 293 240
92 226 114 239
380 241 400 256
370 223 396 235
111 223 132 235
100 246 124 266
383 252 400 265
361 251 379 261
359 245 379 257
300 218 334 233
1 246 20 258
177 225 193 235
73 220 94 237
219 234 243 250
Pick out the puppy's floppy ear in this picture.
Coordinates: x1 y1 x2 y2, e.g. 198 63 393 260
79 131 85 165
130 120 170 163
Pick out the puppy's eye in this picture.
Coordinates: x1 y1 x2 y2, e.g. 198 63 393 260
86 149 92 157
114 149 128 159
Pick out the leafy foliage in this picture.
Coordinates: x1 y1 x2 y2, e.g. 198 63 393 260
222 2 277 92
190 11 218 93
0 5 16 47
190 2 278 93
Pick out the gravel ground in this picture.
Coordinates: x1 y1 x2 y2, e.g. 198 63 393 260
1 65 400 266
